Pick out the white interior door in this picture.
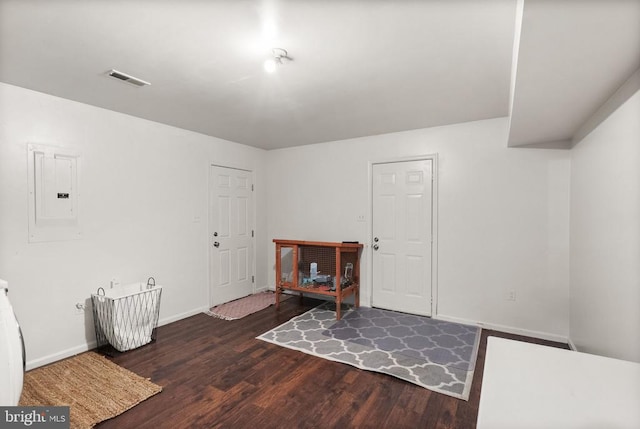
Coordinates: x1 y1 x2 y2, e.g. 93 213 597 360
372 159 433 316
209 165 254 307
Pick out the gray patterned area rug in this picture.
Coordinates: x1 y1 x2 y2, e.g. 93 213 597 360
257 302 480 400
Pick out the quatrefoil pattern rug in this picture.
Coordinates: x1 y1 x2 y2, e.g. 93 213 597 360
257 303 480 400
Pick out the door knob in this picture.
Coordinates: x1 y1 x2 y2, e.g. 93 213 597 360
374 237 379 242
213 232 218 237
373 244 379 251
213 241 220 248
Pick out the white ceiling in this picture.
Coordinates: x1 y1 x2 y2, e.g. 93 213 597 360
0 0 638 150
509 0 640 147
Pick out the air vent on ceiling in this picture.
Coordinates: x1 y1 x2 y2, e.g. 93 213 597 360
106 69 151 87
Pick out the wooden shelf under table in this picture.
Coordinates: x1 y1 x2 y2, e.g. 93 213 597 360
280 283 358 298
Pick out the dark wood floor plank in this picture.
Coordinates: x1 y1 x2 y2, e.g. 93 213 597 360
96 297 569 429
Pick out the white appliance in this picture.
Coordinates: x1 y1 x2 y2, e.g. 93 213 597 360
0 279 25 405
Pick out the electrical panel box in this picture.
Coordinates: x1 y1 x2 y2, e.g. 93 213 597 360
27 144 82 242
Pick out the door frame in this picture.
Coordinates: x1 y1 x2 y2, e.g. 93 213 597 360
367 154 439 317
208 162 257 307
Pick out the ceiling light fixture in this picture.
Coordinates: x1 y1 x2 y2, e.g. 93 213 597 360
263 48 290 73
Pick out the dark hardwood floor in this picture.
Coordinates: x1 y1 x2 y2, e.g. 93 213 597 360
97 297 568 429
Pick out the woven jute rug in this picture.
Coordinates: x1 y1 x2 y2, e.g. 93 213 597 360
206 291 289 320
19 351 162 429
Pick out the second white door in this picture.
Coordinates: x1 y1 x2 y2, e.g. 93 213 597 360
372 159 433 316
209 165 254 307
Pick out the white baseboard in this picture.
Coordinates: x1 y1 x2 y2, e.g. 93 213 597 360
26 340 98 371
158 306 209 327
435 313 569 345
254 293 569 345
27 305 571 371
26 305 210 371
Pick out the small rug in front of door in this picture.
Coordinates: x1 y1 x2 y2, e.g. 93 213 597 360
256 302 480 400
206 291 289 320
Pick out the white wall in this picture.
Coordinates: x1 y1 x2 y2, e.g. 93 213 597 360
267 118 571 340
0 83 268 369
569 90 640 362
0 81 579 368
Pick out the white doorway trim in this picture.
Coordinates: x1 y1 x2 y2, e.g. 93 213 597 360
367 154 439 317
208 162 257 307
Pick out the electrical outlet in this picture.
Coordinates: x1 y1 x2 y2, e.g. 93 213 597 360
110 277 120 288
75 302 86 315
505 290 516 302
356 215 366 222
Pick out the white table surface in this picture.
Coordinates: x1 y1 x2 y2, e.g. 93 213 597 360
477 336 640 429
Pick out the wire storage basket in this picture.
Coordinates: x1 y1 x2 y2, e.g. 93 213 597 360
91 282 162 352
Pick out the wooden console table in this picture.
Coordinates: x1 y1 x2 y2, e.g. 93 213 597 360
273 239 363 320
